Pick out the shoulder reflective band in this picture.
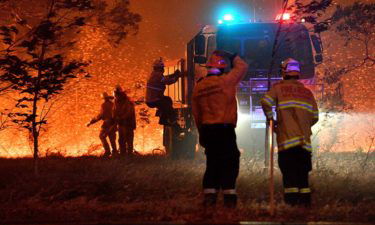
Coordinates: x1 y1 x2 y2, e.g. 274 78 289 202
284 187 299 193
203 188 218 194
300 188 311 193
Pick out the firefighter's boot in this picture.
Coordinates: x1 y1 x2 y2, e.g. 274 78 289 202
299 192 311 208
111 150 119 158
284 193 299 206
223 194 237 208
103 151 111 158
203 193 217 207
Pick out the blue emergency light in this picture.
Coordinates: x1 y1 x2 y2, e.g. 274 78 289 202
218 13 236 24
223 14 234 21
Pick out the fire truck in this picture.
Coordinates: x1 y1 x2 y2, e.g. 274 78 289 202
163 13 323 158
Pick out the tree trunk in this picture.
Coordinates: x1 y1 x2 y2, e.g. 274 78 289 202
32 94 40 177
32 0 56 177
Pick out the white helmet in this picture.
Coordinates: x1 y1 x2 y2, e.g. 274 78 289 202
281 58 301 77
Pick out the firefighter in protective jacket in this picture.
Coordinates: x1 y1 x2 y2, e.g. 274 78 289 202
192 50 248 208
146 58 181 125
87 92 117 158
113 86 136 157
261 58 319 207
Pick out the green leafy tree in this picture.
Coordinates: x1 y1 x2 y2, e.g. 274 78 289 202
0 0 141 173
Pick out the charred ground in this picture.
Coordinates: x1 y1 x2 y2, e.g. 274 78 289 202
0 152 374 224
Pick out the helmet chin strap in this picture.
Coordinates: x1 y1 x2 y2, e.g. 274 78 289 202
207 67 222 75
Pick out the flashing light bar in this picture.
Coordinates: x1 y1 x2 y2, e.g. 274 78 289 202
218 13 236 24
223 14 234 21
275 13 291 21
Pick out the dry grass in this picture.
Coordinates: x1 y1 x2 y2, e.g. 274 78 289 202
0 152 374 224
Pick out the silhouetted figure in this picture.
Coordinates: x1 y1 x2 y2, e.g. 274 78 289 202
146 58 181 125
113 86 136 157
87 92 117 158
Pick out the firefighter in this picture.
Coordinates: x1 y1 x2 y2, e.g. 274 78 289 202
87 92 117 158
113 86 136 157
260 58 319 207
146 58 181 125
192 50 248 208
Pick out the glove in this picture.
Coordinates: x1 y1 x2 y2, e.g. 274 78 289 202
266 119 277 132
213 50 237 68
86 122 92 127
174 69 181 77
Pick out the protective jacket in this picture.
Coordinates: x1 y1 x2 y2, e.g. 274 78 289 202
192 56 248 128
113 94 136 129
261 80 319 152
146 71 179 103
90 100 115 129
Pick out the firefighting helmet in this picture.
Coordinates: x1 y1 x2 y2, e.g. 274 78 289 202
206 52 228 69
113 85 123 96
101 92 113 99
153 57 164 69
281 58 301 77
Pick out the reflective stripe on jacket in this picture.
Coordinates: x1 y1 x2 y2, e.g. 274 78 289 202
192 56 249 128
261 80 319 152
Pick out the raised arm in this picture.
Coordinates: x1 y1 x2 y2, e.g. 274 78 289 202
87 104 104 126
223 55 249 86
162 70 181 85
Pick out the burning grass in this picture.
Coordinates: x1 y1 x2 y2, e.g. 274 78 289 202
0 152 374 224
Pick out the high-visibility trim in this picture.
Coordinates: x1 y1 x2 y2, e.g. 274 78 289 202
223 189 237 194
300 188 311 193
284 187 299 193
313 111 319 119
261 95 275 107
278 136 312 152
303 143 312 152
278 136 304 150
146 85 163 91
203 188 218 194
279 100 315 113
